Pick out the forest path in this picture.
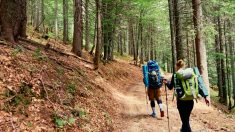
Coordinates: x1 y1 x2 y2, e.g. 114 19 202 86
111 74 235 132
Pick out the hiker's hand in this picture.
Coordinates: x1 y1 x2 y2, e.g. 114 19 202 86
205 98 210 106
162 79 167 84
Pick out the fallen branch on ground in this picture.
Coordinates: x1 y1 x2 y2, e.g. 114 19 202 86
19 37 94 65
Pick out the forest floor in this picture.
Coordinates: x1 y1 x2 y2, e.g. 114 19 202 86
111 70 235 132
0 36 235 131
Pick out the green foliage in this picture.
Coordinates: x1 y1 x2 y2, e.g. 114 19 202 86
32 48 48 61
11 45 24 57
2 83 35 113
103 112 112 125
67 82 76 95
26 121 33 127
52 113 76 128
56 66 65 75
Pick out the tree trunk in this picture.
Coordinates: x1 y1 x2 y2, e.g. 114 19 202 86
168 0 176 72
55 0 58 39
228 21 235 107
214 18 222 98
90 18 97 55
34 0 40 31
72 0 83 57
173 0 184 60
94 0 102 69
218 16 227 103
85 0 90 51
63 0 69 43
225 20 231 109
150 25 154 60
120 32 123 56
41 0 45 32
192 0 210 97
186 31 191 67
139 21 144 64
0 0 27 43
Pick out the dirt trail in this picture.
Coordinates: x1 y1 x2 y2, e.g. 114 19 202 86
112 81 235 132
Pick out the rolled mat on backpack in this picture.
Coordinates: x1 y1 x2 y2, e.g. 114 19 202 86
193 67 209 96
142 65 149 88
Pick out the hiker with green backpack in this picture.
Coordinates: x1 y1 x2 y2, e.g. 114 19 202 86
163 60 210 132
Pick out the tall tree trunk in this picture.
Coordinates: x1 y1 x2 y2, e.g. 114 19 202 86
225 20 231 109
41 0 45 33
129 20 136 62
94 0 102 69
186 32 191 67
85 0 90 50
89 18 97 55
214 18 222 98
150 25 154 60
63 0 69 43
168 0 176 72
55 0 58 39
72 0 83 57
173 0 184 60
192 0 210 97
139 22 144 64
228 21 235 107
218 16 227 103
120 32 123 55
126 30 129 55
0 0 27 43
34 0 40 31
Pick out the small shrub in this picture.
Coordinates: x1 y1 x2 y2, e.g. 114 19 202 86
32 48 48 61
56 67 65 75
52 113 76 128
2 82 35 113
67 82 76 95
11 45 24 57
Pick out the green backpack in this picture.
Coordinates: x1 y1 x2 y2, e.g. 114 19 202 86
174 68 199 101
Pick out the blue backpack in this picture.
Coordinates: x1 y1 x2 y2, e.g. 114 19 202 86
147 61 162 88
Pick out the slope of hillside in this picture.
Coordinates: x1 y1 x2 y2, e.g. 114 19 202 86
0 39 142 131
1 38 235 132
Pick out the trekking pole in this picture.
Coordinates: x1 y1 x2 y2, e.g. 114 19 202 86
145 87 148 104
165 84 170 132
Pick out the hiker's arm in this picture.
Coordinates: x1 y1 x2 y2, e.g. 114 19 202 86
164 75 174 90
199 85 207 98
198 83 210 106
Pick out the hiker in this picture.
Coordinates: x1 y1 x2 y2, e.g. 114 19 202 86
163 60 210 132
143 60 164 118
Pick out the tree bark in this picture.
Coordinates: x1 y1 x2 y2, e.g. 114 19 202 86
214 18 222 98
168 0 176 72
72 0 83 57
218 16 227 104
225 20 231 109
63 0 69 43
173 0 184 60
55 0 58 39
85 0 90 51
94 0 102 69
192 0 210 97
0 0 27 43
228 21 235 107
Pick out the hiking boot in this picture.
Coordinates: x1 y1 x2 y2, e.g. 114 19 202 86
160 111 164 117
150 112 156 118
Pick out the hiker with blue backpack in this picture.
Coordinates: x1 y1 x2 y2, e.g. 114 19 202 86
163 60 210 132
142 60 164 118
